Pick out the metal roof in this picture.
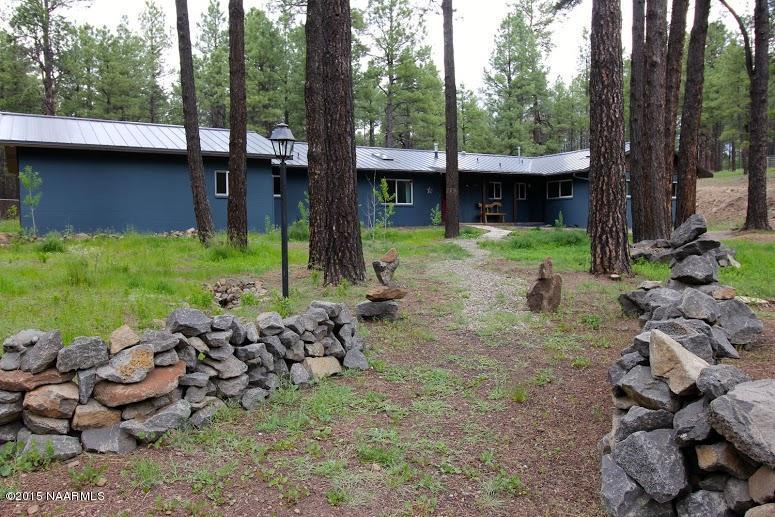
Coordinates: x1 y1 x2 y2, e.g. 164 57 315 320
278 142 622 176
0 112 276 159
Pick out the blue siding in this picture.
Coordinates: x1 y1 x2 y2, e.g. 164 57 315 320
543 175 589 227
17 148 274 234
357 171 441 227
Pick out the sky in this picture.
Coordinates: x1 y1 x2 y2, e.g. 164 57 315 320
55 0 753 94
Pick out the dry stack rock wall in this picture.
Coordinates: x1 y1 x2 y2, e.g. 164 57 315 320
0 301 367 460
601 215 773 516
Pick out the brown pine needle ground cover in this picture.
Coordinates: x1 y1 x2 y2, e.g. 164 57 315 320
0 224 773 516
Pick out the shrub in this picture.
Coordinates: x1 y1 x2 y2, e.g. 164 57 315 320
430 204 442 226
36 235 65 254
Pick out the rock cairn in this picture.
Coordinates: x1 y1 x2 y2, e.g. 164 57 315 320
0 302 367 461
526 257 562 312
630 214 740 268
355 248 407 321
208 277 267 308
600 217 772 516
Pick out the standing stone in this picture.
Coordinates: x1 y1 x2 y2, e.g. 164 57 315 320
109 325 140 355
80 424 137 454
96 344 155 383
709 380 775 469
526 262 563 313
612 429 688 503
76 368 97 404
23 382 79 418
669 213 707 247
71 399 121 430
373 248 400 286
749 467 775 504
22 411 69 435
649 330 709 395
0 368 73 392
697 442 758 479
20 331 62 374
165 308 212 337
676 490 733 517
92 361 185 407
19 434 82 461
56 337 109 372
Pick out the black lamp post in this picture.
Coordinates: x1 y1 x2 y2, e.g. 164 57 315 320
269 123 296 299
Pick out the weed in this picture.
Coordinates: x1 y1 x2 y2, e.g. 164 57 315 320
36 235 65 254
571 356 591 369
581 314 601 330
123 458 164 492
0 441 54 477
325 487 348 506
68 461 107 489
533 368 555 387
480 449 495 467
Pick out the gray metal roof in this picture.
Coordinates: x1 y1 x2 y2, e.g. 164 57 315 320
278 142 617 176
0 112 276 159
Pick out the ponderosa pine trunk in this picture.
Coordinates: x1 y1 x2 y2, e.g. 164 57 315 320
641 0 672 239
675 0 710 225
743 0 770 229
442 0 460 238
588 0 631 275
305 0 365 284
227 0 248 249
175 0 214 245
629 0 646 242
664 0 689 182
306 0 326 270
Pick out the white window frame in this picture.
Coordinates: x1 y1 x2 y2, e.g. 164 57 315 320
671 181 677 199
487 181 502 200
383 178 413 206
272 173 281 198
515 182 527 200
546 179 573 200
215 170 229 198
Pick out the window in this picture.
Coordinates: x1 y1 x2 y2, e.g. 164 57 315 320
215 170 228 197
384 179 413 205
546 179 573 199
273 173 280 198
487 181 502 200
672 181 677 199
516 182 527 200
626 179 631 198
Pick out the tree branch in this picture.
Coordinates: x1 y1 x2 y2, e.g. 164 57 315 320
718 0 754 78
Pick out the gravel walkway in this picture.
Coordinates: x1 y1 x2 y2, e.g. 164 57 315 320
429 225 530 331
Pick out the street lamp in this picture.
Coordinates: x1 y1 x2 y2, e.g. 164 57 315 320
269 122 296 299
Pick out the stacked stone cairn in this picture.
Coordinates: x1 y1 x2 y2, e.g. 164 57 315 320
526 257 562 313
355 247 407 321
0 302 368 461
600 216 773 516
630 214 740 268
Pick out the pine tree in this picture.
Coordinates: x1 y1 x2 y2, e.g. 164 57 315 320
194 0 229 128
0 30 41 113
442 0 459 239
139 0 170 123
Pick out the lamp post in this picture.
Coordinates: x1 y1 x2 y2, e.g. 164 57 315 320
269 123 296 299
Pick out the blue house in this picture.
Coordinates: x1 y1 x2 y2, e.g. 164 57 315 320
0 112 657 233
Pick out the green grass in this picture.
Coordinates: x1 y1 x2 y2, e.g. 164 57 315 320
0 218 20 234
719 239 775 299
480 227 589 271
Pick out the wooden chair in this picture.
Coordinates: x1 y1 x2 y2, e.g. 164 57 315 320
478 202 506 223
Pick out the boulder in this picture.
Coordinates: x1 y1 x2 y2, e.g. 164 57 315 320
120 400 191 442
212 315 234 331
165 308 212 337
322 336 345 359
674 398 712 445
139 330 179 353
671 254 719 285
109 325 140 355
0 421 24 443
262 335 287 359
618 365 681 412
19 331 62 374
0 400 22 425
675 490 733 517
241 387 269 410
290 363 311 385
356 300 400 320
0 368 72 392
189 398 225 428
213 374 249 398
643 319 715 364
23 382 79 418
709 380 775 469
71 400 121 430
612 406 674 444
373 248 400 286
76 368 97 404
600 454 675 517
697 365 752 400
710 327 740 360
20 433 82 461
201 355 248 379
96 343 155 383
725 477 755 514
612 429 688 503
366 286 408 302
697 442 758 479
0 390 21 404
619 290 649 317
698 284 737 301
278 329 300 349
649 329 709 395
309 300 343 319
677 288 720 323
643 288 683 313
609 352 649 387
22 411 69 435
669 213 707 247
672 236 721 260
749 467 775 504
303 357 342 380
229 319 248 345
343 349 368 370
526 275 563 313
203 343 234 361
744 503 775 516
188 336 209 354
716 299 763 345
202 330 233 348
3 329 45 353
154 349 179 366
304 342 324 357
56 336 109 372
257 312 284 336
93 361 185 407
80 424 137 454
176 344 197 370
120 389 182 420
0 352 21 371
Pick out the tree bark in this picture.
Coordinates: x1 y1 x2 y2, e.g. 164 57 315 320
675 0 710 226
743 0 771 229
641 0 672 239
664 0 689 182
442 0 460 238
306 0 366 284
227 0 248 248
175 0 214 245
629 0 647 242
588 0 631 274
306 0 326 270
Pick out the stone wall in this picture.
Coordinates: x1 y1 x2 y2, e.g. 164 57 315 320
601 215 773 516
0 302 367 460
